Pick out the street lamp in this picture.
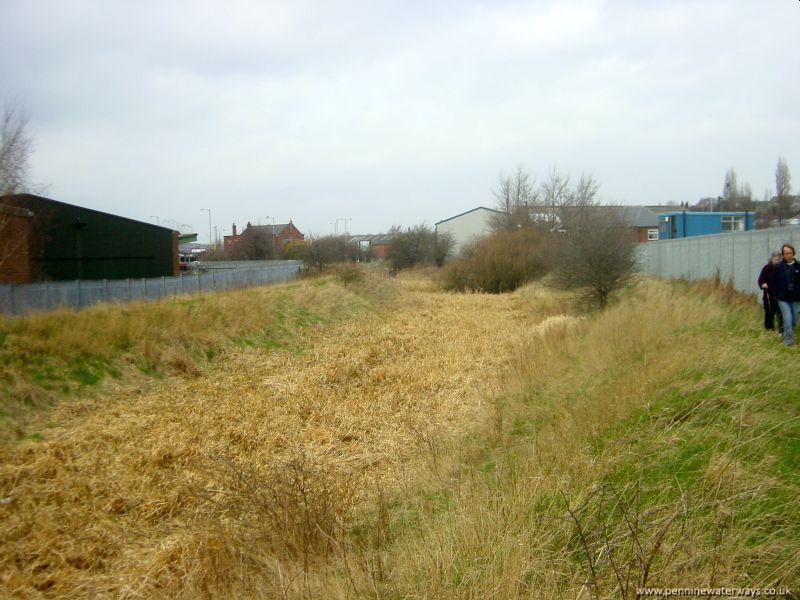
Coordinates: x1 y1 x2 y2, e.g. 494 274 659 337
265 215 276 253
200 208 212 247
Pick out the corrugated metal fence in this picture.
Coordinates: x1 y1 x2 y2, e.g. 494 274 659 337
0 260 303 317
638 225 800 296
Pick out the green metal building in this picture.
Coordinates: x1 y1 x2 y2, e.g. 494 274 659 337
1 194 178 281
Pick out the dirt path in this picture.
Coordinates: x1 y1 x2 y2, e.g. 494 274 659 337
1 278 539 596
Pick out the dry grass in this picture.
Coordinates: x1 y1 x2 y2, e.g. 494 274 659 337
2 273 797 598
325 278 800 598
0 270 561 598
0 276 379 443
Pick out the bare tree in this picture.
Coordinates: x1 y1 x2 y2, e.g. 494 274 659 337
1 103 36 281
227 227 276 260
776 157 793 226
720 168 755 211
491 165 536 230
561 173 600 229
549 207 639 309
540 166 571 231
0 103 34 196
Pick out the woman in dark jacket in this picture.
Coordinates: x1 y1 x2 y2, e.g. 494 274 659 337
758 251 782 332
770 243 800 346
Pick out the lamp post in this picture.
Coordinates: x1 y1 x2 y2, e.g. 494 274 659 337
265 215 276 254
200 208 212 247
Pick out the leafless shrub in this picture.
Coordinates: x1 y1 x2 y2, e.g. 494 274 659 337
549 207 639 309
440 226 552 293
562 482 688 599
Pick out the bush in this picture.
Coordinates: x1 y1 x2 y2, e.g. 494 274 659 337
302 236 348 271
440 227 552 293
332 262 364 287
387 225 453 272
548 207 639 309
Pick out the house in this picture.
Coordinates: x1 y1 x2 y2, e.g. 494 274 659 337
657 211 754 240
435 206 503 257
224 220 305 255
0 193 179 283
617 206 659 242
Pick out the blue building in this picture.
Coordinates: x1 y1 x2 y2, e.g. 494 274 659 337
658 211 754 240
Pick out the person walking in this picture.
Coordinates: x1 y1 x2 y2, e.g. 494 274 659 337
758 250 783 332
770 243 800 346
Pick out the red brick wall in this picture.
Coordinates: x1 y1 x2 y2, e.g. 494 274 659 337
275 222 304 246
0 208 32 283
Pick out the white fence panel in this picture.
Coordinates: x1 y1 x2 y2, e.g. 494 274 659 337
0 261 303 317
639 226 800 296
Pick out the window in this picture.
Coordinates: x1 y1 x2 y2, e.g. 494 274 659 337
720 215 745 232
648 228 659 241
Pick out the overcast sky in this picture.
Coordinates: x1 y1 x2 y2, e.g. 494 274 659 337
2 0 798 242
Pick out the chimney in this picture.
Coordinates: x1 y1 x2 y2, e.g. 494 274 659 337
232 223 237 236
247 221 252 229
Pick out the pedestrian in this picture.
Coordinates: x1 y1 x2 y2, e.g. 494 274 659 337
770 243 800 346
758 250 783 333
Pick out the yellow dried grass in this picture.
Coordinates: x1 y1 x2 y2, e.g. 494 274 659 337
0 273 556 597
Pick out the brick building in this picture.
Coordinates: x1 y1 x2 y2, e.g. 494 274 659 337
224 221 305 255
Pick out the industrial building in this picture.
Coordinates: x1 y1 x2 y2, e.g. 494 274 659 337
658 211 754 240
0 193 179 283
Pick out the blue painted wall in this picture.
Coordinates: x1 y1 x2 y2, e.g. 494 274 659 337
658 211 754 240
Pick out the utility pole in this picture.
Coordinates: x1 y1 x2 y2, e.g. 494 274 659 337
265 215 276 254
201 208 212 247
341 217 352 236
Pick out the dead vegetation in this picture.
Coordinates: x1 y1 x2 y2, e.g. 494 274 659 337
0 270 565 597
3 271 797 598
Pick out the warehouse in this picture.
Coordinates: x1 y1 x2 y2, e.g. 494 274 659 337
0 193 179 283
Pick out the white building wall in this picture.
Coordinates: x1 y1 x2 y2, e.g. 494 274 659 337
436 207 499 257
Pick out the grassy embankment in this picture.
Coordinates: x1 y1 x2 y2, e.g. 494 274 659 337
325 278 800 598
0 273 390 444
1 270 799 598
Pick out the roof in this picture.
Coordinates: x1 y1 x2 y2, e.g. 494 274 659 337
435 206 503 226
245 223 290 235
617 205 658 228
657 211 753 217
0 193 176 231
346 234 394 245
